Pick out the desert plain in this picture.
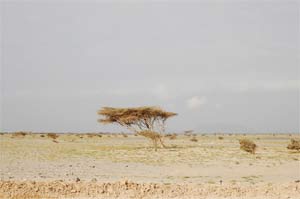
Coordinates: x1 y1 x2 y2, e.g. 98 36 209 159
0 132 299 199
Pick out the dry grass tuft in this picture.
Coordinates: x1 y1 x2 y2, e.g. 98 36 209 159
287 139 300 151
239 139 257 154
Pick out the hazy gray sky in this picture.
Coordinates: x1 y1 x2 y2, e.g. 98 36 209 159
1 0 299 133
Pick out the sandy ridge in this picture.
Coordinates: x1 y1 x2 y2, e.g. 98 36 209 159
1 180 299 199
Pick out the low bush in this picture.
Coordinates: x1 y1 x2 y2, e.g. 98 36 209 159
239 139 257 154
12 131 28 137
287 139 300 151
47 133 59 140
169 134 177 140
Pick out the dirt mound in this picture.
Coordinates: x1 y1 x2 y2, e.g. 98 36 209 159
1 180 299 199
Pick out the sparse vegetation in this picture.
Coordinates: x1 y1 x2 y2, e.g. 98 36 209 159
239 139 257 154
287 139 300 151
190 137 198 142
165 133 177 140
169 134 177 140
87 133 98 138
184 130 193 137
122 133 128 138
47 133 59 140
11 131 28 137
98 106 177 151
87 134 94 138
218 136 224 140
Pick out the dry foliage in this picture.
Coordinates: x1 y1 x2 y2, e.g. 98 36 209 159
87 133 97 138
169 134 177 140
12 131 28 137
165 133 177 140
287 139 300 151
47 133 59 140
98 106 177 151
239 139 257 154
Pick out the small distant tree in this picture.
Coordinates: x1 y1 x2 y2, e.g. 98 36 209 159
98 106 177 151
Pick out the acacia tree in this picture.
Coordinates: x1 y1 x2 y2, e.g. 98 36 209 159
98 106 177 151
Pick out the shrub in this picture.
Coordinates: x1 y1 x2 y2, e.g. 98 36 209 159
169 134 177 140
47 133 59 140
218 136 224 140
12 131 27 137
287 139 300 151
165 133 177 140
87 133 96 138
239 139 257 154
190 137 198 142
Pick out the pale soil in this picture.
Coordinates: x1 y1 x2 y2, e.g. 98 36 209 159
0 133 300 198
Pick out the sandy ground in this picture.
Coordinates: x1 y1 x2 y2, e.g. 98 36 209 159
0 133 299 198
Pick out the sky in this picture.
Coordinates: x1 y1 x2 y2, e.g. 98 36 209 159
1 0 299 133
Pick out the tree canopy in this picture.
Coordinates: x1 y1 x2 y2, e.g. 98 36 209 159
98 106 177 132
98 106 177 150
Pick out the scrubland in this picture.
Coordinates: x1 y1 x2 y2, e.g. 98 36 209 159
0 133 299 198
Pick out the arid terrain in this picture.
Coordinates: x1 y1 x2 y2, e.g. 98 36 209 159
0 132 299 199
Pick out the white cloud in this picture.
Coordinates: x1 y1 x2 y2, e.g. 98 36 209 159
186 96 208 109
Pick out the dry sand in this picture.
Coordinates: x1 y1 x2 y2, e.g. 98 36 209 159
0 133 299 198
